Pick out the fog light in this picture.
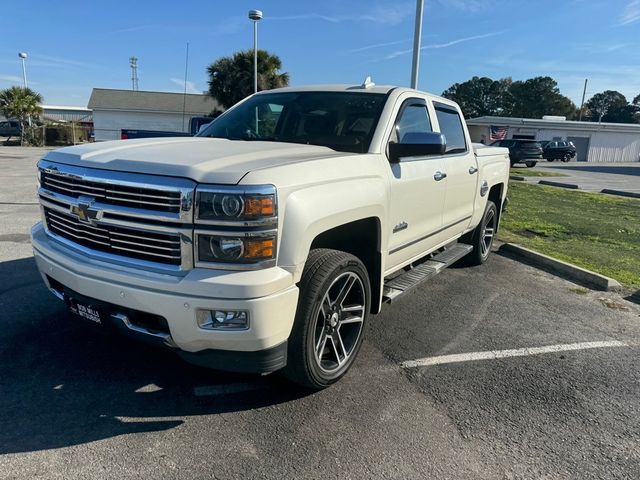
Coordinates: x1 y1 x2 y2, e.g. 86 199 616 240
196 309 249 330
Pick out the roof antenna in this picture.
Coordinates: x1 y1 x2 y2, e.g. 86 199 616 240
361 76 375 89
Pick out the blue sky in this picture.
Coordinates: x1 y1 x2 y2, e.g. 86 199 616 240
1 0 639 107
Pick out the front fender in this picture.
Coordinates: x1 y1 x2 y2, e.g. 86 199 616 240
278 177 387 281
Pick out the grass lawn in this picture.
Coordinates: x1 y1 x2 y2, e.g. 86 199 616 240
510 168 568 177
498 182 640 288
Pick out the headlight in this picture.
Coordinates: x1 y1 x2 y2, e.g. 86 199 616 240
196 231 276 268
195 185 276 225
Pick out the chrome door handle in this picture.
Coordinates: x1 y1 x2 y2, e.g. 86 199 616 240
434 171 447 181
469 166 478 174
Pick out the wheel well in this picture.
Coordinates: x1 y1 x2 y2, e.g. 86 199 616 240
310 217 382 314
488 183 504 231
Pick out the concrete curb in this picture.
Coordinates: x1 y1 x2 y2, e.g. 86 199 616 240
538 180 580 189
509 175 526 181
498 243 622 292
600 189 640 199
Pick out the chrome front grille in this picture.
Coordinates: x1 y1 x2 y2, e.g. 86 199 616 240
44 207 183 265
41 170 182 213
38 161 196 272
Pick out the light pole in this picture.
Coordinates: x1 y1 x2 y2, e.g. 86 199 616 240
248 10 263 94
18 52 28 88
410 0 424 89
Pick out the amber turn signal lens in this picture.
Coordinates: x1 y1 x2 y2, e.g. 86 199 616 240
245 238 274 259
244 196 275 217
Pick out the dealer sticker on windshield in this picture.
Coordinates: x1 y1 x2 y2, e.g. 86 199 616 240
68 298 102 324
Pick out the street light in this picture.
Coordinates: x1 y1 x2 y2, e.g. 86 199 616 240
18 52 28 88
410 0 424 89
248 9 263 94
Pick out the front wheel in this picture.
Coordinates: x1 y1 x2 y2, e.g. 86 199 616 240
525 161 537 168
283 249 370 389
463 201 497 266
562 153 571 162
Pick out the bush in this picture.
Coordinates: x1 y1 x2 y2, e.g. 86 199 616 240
44 124 90 146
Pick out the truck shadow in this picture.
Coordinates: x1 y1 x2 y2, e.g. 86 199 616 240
0 256 309 455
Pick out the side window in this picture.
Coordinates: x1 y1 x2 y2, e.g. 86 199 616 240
393 102 432 143
434 102 467 154
256 103 283 137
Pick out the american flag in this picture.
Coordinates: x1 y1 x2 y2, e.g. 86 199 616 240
490 126 509 141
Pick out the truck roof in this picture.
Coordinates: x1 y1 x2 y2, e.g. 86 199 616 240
260 84 397 95
258 84 457 106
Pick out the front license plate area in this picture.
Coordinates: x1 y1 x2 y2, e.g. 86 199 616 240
67 297 103 324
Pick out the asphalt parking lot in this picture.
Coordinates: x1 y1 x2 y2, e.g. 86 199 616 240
1 148 639 479
536 161 640 194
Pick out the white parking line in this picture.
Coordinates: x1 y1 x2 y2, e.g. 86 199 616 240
400 341 629 368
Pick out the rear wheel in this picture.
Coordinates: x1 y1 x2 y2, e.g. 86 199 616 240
283 249 370 389
525 161 537 168
464 201 497 266
547 158 555 162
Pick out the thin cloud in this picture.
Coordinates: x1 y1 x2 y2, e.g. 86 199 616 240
0 74 25 84
269 4 414 26
436 0 497 13
383 31 505 60
109 24 163 34
348 39 411 54
170 78 200 94
574 43 628 53
619 0 640 25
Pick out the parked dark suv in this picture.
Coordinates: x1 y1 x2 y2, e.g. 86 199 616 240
0 120 22 139
540 140 576 162
490 139 543 168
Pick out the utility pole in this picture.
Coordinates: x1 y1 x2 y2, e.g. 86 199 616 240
248 10 263 94
578 78 588 121
182 43 190 133
129 56 139 91
18 52 28 88
410 0 425 89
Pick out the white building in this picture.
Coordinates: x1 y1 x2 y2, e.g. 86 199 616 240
88 88 220 141
1 105 92 124
467 116 640 163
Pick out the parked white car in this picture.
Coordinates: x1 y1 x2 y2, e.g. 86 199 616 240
32 82 510 388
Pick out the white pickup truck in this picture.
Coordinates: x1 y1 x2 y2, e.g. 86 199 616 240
32 82 510 389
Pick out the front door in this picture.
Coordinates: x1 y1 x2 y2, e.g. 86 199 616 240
386 98 447 271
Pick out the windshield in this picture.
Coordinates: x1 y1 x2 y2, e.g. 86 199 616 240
197 91 387 153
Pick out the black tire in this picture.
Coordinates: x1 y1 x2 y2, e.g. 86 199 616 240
463 201 498 266
525 161 537 168
546 158 555 162
283 249 371 389
562 153 571 162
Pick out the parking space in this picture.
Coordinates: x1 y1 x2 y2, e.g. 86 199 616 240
536 162 640 194
1 148 639 479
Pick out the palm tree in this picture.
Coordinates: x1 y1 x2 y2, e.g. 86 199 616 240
0 86 43 145
207 49 289 109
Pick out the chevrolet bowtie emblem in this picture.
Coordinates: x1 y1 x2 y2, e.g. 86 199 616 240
70 197 101 224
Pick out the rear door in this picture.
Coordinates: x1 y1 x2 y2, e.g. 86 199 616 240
432 101 477 234
386 97 447 270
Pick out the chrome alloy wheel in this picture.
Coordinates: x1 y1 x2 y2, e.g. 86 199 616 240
312 271 366 374
481 208 497 258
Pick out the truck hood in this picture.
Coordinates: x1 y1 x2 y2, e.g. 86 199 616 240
44 137 349 184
